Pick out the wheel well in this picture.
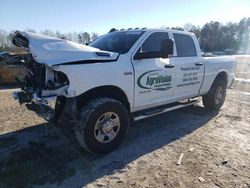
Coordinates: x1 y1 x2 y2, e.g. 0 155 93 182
215 71 228 85
76 86 130 112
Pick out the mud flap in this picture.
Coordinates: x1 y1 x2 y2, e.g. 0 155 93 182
58 97 79 124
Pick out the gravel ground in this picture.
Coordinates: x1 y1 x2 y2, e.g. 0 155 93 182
0 56 249 188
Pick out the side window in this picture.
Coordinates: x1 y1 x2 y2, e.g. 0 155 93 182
141 32 169 52
173 33 197 57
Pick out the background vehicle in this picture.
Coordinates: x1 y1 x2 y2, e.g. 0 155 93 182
12 29 236 154
0 51 10 61
0 53 29 84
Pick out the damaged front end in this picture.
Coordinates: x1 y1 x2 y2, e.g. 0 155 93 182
12 32 70 106
11 31 118 122
12 61 69 105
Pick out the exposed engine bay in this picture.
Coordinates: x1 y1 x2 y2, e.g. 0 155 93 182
14 55 69 104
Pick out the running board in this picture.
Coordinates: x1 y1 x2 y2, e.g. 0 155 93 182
133 100 199 121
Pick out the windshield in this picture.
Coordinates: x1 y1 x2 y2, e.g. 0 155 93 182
89 30 145 54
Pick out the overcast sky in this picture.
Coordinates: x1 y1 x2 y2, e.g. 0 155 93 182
1 0 250 34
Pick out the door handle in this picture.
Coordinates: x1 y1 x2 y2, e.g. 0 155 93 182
195 62 203 66
164 64 175 68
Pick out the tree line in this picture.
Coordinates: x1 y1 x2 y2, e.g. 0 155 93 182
0 17 249 54
0 29 99 52
173 17 250 53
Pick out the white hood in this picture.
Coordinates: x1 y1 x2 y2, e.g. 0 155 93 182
12 31 119 66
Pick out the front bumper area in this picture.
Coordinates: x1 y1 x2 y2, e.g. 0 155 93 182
13 91 57 121
13 91 56 105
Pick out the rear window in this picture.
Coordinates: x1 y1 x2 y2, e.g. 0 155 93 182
173 33 197 57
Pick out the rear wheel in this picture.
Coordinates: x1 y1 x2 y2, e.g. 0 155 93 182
74 97 129 154
202 79 227 111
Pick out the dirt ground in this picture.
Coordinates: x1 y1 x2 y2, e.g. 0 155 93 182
0 56 249 188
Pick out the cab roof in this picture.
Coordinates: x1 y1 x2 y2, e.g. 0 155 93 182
109 28 193 36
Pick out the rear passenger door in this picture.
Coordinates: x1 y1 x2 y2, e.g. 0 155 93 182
170 33 204 100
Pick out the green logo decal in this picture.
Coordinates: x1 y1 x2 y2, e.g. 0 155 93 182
137 70 172 91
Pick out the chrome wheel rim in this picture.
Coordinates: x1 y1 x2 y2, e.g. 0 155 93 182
215 86 224 105
94 112 120 143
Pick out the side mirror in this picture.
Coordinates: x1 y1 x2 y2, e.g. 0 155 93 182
0 56 3 61
134 39 174 60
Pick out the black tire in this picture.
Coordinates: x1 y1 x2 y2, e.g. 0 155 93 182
74 97 129 154
202 79 227 111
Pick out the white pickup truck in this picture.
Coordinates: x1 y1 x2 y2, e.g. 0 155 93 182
12 29 236 154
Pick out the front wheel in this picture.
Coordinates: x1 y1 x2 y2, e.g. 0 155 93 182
74 97 129 154
202 79 227 111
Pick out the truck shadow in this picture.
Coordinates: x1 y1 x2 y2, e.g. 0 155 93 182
0 106 218 188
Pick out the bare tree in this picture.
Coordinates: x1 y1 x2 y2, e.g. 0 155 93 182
40 29 56 37
91 32 99 41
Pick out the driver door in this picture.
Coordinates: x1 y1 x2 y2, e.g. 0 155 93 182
132 32 176 110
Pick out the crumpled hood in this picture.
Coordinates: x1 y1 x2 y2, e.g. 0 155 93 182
12 31 119 66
